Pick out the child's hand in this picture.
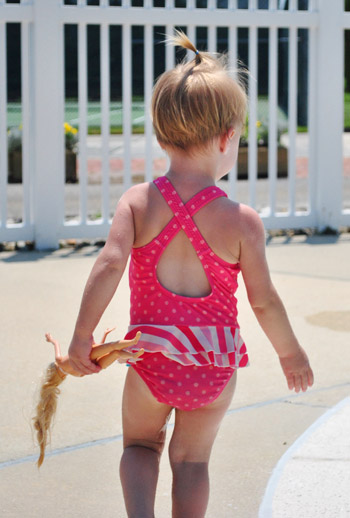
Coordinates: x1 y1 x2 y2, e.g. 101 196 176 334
279 346 314 393
68 335 101 376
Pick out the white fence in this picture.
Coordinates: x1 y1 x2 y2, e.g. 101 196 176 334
0 0 349 249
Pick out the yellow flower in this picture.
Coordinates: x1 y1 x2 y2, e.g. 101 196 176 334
64 122 78 134
256 120 262 128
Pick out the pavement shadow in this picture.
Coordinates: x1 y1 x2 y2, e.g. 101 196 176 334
266 233 342 246
0 244 103 263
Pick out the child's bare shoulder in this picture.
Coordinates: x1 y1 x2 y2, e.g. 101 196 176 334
219 198 264 238
122 181 158 204
118 182 159 216
122 181 150 201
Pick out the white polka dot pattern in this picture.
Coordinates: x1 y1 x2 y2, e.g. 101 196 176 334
130 351 235 411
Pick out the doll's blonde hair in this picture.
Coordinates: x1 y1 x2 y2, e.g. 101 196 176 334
152 30 247 152
33 362 65 468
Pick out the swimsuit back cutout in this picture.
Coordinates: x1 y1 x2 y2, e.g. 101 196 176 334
127 176 248 369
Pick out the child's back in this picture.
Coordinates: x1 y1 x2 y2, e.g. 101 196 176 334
128 177 245 298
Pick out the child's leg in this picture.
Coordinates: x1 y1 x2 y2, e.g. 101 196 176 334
120 367 172 518
168 371 237 518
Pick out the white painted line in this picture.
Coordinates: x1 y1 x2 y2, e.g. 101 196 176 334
259 396 350 518
1 383 349 471
0 433 124 470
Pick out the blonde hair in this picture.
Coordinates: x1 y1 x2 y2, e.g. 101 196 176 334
32 362 65 468
152 30 247 151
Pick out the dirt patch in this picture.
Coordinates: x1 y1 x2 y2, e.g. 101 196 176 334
306 311 350 332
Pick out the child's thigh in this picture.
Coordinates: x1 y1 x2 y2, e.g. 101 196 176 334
169 371 237 464
122 367 173 452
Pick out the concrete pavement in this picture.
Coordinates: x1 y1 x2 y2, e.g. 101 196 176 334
259 396 350 517
0 233 350 517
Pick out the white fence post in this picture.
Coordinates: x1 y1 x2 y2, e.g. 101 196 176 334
32 0 64 249
315 0 344 231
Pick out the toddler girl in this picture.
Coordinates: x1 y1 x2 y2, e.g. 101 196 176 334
68 31 314 518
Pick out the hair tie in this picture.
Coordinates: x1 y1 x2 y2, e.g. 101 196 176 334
195 49 199 55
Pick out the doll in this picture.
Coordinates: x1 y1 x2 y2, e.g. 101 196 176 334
33 329 143 467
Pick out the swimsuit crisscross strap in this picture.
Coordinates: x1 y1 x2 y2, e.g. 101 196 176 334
154 176 227 259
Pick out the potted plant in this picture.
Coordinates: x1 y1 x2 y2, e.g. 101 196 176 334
225 117 288 180
7 127 22 183
7 123 79 183
64 122 79 183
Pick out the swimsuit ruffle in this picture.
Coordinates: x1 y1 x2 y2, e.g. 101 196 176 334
124 324 249 369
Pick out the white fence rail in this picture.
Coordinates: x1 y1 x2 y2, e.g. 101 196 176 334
0 0 349 249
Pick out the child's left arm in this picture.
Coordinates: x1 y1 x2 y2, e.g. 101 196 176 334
68 192 135 376
238 206 314 393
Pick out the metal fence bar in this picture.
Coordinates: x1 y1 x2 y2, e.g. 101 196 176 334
21 21 32 227
268 25 278 216
163 24 174 175
32 0 64 248
307 25 317 216
308 0 317 12
343 13 350 29
77 22 88 224
228 0 237 9
58 22 66 232
100 21 110 222
166 24 175 70
0 4 34 22
308 0 318 11
208 24 216 53
0 21 7 229
228 24 238 200
144 24 154 182
287 25 297 216
59 7 318 29
315 0 343 230
122 23 132 190
248 25 258 209
187 24 195 59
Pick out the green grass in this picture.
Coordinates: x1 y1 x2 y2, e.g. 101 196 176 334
344 92 350 128
7 100 146 135
7 94 350 133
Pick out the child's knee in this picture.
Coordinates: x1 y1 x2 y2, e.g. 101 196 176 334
168 440 210 466
124 438 165 457
170 457 209 482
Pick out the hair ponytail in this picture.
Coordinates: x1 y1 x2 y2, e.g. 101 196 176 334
168 29 202 64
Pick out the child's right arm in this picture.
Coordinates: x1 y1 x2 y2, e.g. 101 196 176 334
238 206 314 393
68 190 136 375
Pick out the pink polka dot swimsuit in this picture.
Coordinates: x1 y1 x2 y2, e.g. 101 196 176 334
124 176 248 410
